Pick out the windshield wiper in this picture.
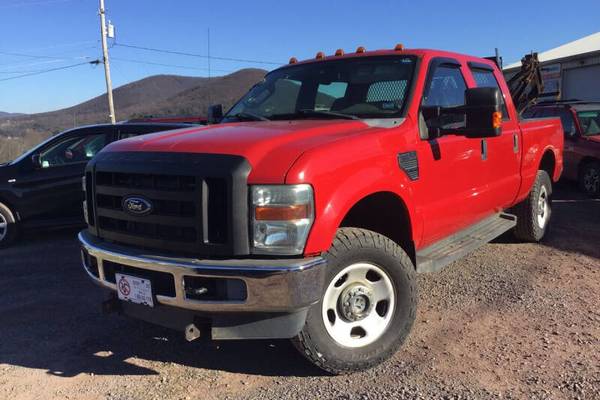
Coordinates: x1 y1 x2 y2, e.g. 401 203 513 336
298 109 359 120
228 111 270 122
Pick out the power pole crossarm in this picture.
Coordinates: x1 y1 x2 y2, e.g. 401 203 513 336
99 0 116 124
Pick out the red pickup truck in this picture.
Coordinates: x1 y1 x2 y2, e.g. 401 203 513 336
79 46 563 374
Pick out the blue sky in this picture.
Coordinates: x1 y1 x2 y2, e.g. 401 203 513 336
0 0 599 114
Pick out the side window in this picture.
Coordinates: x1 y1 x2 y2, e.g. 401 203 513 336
39 134 108 168
422 65 467 132
470 67 509 119
316 82 348 111
556 108 577 138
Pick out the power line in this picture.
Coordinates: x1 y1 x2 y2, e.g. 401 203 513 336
0 60 99 83
114 42 282 66
111 57 231 73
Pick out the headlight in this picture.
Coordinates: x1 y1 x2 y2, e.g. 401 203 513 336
251 184 314 255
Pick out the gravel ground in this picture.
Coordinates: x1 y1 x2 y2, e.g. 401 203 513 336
0 182 598 400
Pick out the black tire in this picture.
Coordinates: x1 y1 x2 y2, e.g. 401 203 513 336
513 170 552 242
578 161 600 197
292 228 417 375
0 203 18 248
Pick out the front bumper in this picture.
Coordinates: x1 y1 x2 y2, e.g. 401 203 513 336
78 230 326 314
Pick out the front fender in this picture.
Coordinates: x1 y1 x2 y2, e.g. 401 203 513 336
286 143 421 255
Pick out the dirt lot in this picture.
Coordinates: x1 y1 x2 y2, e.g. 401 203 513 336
0 182 598 400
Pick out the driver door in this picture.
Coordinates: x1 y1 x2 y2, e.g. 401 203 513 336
16 127 112 225
415 59 489 246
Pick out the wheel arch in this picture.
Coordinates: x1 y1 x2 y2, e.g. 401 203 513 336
338 191 416 265
578 156 600 173
539 148 558 182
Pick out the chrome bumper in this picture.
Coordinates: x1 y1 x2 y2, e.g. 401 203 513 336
78 230 326 313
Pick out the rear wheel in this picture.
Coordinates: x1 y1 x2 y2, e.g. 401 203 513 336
513 170 552 242
293 228 417 374
0 203 18 248
579 161 600 197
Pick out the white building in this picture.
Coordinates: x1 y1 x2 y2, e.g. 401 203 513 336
504 32 600 101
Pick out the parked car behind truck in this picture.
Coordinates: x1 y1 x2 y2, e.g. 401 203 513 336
79 46 563 374
0 121 198 247
523 101 600 196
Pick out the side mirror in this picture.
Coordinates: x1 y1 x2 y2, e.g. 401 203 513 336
31 154 42 169
463 87 503 138
207 104 223 124
423 87 503 139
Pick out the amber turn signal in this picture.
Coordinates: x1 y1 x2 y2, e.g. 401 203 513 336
255 205 310 221
492 111 502 129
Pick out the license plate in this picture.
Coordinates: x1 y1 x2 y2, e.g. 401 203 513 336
115 273 154 307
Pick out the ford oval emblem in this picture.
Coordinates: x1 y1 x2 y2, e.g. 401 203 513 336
122 196 153 216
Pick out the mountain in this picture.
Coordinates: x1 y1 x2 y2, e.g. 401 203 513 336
0 111 24 118
0 68 266 163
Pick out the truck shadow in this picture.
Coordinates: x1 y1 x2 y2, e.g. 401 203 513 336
0 234 322 378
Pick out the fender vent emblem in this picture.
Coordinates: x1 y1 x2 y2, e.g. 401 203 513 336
398 151 419 181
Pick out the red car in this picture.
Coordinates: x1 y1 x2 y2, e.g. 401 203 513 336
79 46 563 373
524 101 600 196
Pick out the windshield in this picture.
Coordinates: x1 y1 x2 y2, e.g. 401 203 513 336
577 110 600 136
223 55 417 122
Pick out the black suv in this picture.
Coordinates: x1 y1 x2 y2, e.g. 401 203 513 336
0 122 194 247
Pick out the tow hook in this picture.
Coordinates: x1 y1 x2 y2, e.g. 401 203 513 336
185 323 201 342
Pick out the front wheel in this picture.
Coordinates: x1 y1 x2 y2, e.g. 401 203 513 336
513 170 552 242
293 228 417 374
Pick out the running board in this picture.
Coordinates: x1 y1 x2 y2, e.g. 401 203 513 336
416 212 517 273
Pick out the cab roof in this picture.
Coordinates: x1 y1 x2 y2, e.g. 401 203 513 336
278 47 498 71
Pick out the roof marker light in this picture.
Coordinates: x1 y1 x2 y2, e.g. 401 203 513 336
335 48 344 56
289 57 298 64
315 51 325 59
394 43 404 51
356 46 366 53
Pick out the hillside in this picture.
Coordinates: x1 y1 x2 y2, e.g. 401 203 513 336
0 112 24 118
0 68 266 162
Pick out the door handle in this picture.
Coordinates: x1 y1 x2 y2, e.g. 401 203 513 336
481 139 487 161
513 134 519 153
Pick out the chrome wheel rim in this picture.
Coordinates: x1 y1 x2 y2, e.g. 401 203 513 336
537 186 549 229
583 167 599 194
0 212 7 242
322 262 395 348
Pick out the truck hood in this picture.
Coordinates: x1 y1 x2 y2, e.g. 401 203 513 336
104 119 397 183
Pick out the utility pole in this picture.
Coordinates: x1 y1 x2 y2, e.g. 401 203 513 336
207 27 211 106
99 0 116 124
